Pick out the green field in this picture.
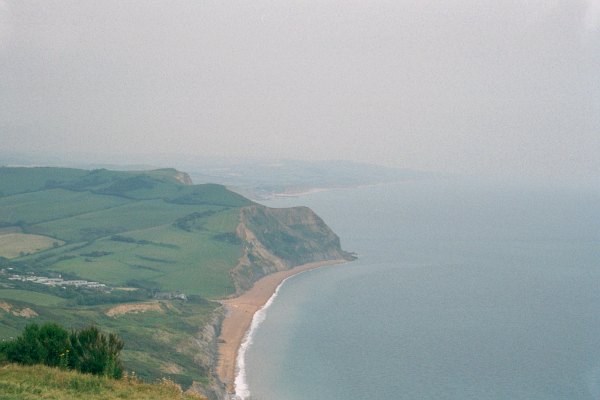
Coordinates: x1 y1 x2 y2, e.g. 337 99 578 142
0 189 130 226
0 289 66 306
0 168 251 295
30 201 222 242
0 233 64 259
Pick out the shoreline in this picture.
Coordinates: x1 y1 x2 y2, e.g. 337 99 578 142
216 259 348 396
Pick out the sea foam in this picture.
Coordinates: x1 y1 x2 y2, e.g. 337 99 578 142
233 272 305 400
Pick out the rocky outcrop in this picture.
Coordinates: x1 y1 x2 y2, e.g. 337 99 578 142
174 171 193 185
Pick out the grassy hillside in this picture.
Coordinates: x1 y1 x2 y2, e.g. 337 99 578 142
0 166 352 398
0 167 254 395
0 167 251 295
0 363 206 400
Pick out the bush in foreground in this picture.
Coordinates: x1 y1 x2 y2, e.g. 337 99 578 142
0 323 124 378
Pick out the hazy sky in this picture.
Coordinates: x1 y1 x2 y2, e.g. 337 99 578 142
1 1 599 179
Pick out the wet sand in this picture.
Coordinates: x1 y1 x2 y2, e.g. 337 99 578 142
216 259 347 394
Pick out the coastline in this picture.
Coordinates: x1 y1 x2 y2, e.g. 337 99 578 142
216 259 348 396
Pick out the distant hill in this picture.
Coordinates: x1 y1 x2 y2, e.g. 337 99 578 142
0 152 432 200
0 166 353 399
189 159 430 199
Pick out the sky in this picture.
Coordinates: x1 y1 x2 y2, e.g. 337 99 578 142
1 0 599 179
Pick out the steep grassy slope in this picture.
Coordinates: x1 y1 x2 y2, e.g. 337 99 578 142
0 166 353 398
0 364 206 400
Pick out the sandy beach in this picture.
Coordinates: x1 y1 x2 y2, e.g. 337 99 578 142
216 259 348 394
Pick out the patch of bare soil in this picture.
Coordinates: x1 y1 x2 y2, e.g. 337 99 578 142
0 301 38 318
105 301 164 317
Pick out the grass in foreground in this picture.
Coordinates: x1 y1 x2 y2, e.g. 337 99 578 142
0 364 206 400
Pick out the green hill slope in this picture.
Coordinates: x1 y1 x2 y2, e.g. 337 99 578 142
0 166 353 398
0 167 252 296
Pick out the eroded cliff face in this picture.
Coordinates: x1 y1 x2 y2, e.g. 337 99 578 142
189 309 227 400
230 205 355 293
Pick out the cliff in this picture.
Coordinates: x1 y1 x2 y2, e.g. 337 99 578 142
230 205 355 293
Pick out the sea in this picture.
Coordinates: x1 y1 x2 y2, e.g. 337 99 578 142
236 177 600 400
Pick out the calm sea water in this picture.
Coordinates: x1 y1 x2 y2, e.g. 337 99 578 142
241 178 600 400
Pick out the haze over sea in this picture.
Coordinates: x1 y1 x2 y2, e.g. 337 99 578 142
241 178 600 400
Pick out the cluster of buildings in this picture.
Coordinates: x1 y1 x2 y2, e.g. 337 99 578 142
2 270 108 291
154 291 188 301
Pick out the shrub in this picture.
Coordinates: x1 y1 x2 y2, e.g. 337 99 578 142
0 322 124 379
69 326 124 378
